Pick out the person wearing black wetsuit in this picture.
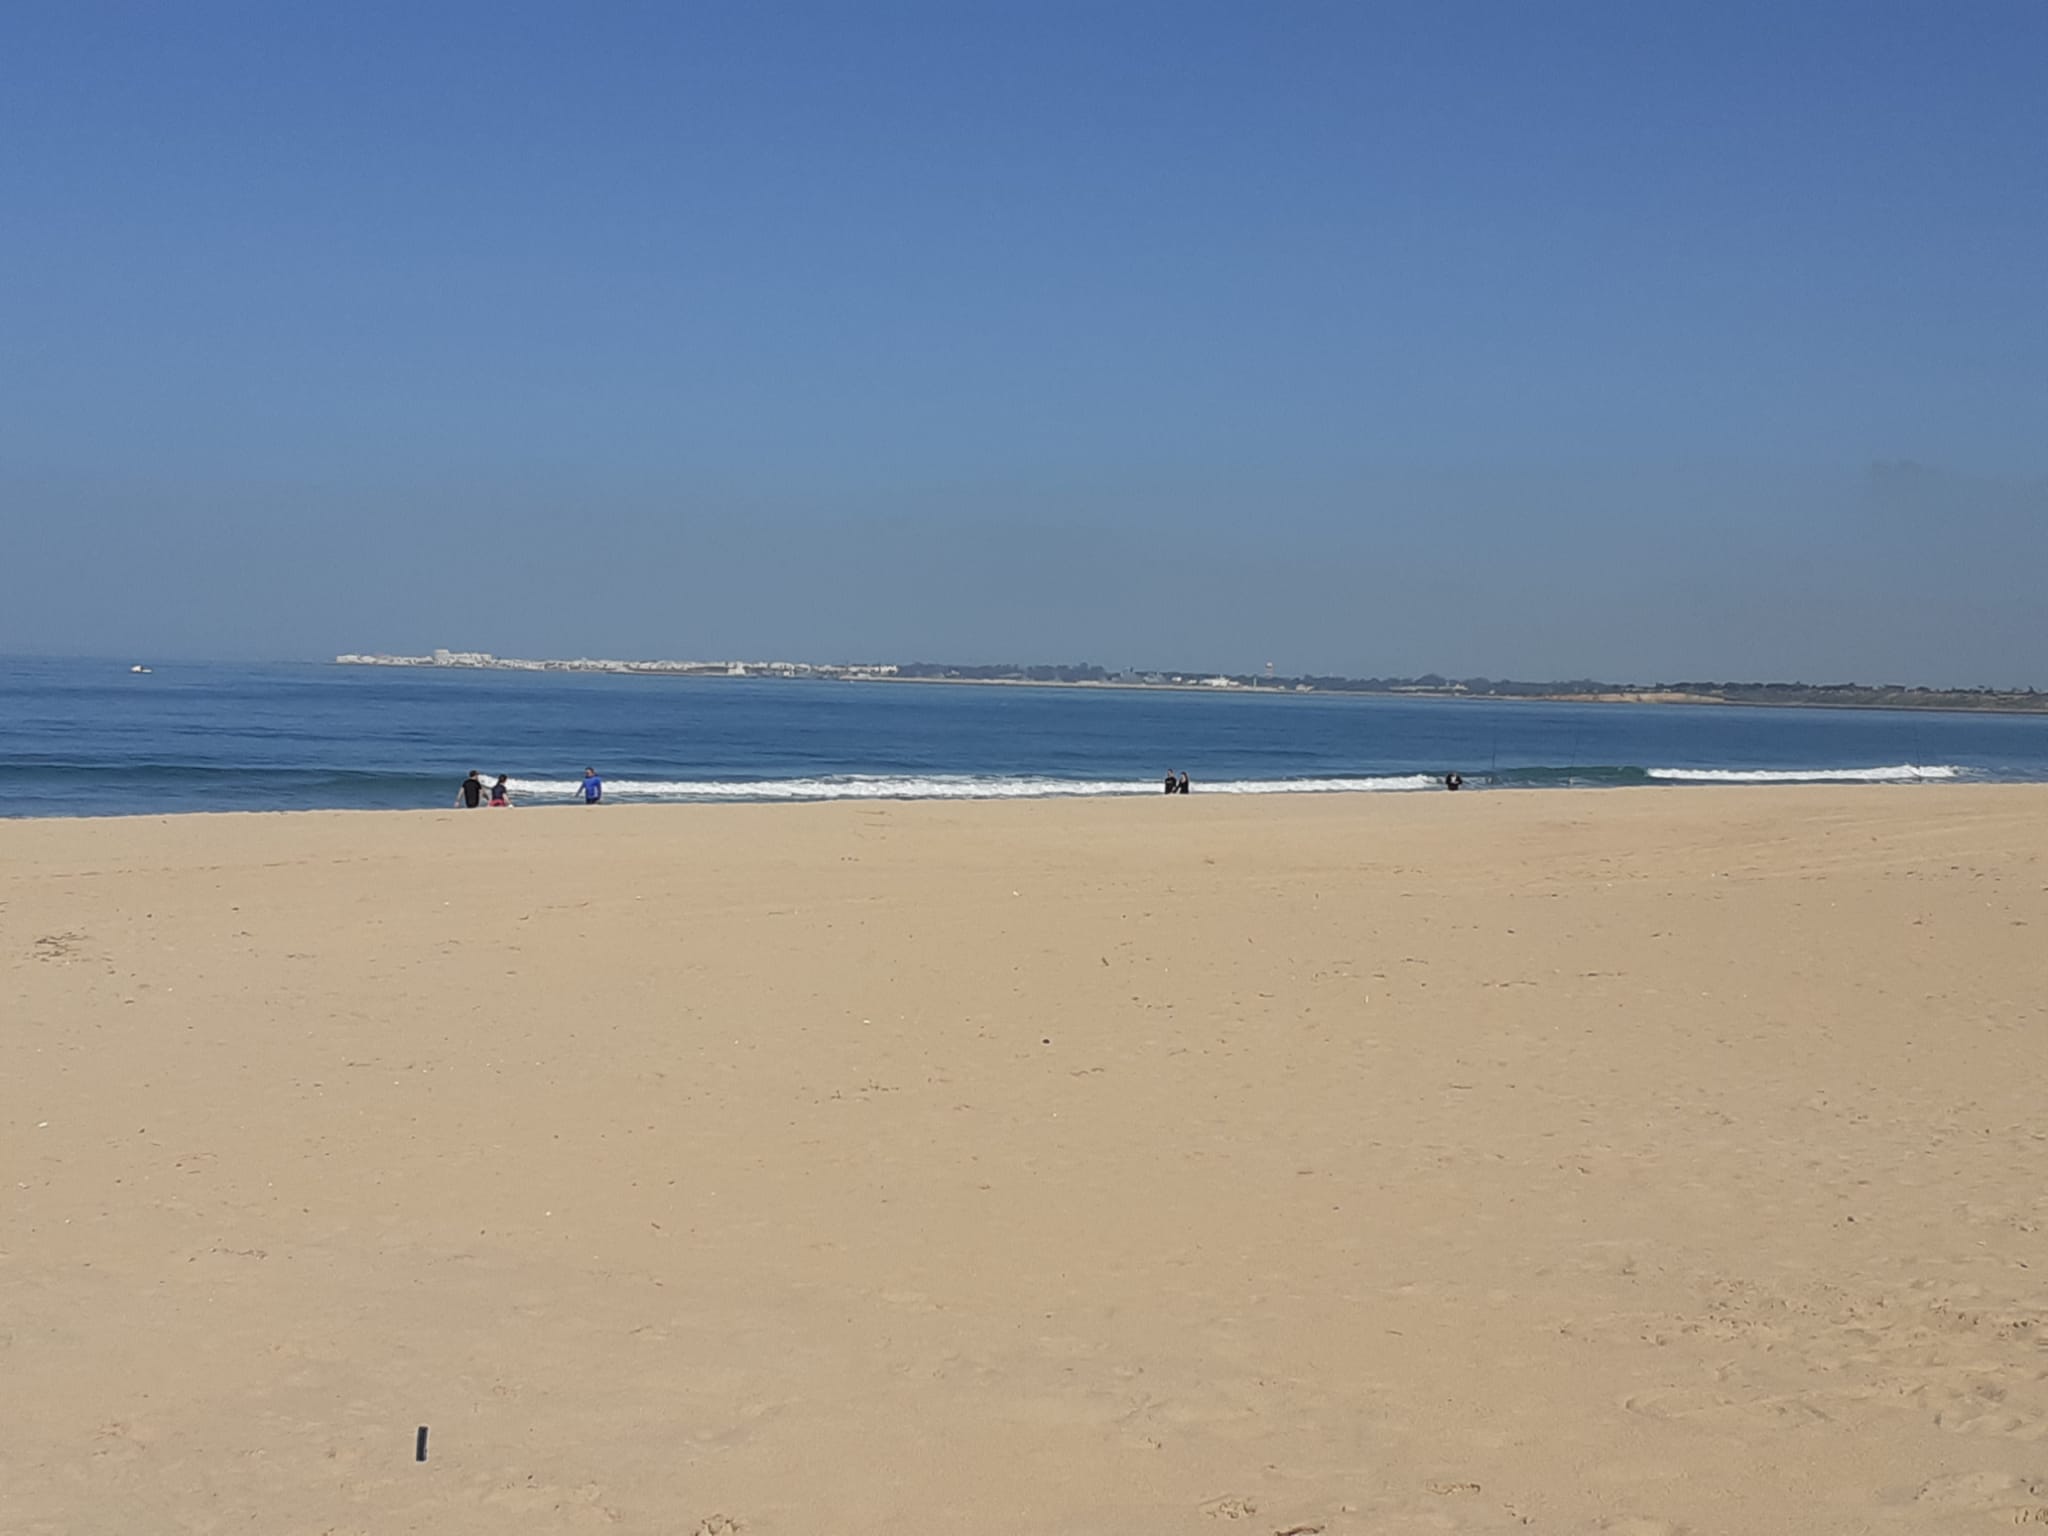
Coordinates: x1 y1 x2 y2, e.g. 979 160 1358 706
1164 771 1178 794
1177 771 1190 794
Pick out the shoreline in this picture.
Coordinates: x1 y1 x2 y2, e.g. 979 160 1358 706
0 774 2022 828
0 782 2007 831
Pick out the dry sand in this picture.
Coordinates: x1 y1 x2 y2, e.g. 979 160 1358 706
6 786 2048 1535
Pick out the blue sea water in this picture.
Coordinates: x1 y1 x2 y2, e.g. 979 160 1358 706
3 656 2047 818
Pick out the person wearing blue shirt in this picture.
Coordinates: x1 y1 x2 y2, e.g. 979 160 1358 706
579 768 603 804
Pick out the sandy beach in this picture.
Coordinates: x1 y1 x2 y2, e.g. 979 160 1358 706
6 786 2048 1534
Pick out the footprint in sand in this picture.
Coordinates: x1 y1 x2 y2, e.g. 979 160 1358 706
1622 1385 1841 1430
1912 1471 2047 1505
1906 1472 2048 1523
1619 1387 1725 1422
1200 1495 1257 1519
1933 1404 2048 1439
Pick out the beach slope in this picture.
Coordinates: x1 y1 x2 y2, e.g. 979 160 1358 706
6 787 2048 1533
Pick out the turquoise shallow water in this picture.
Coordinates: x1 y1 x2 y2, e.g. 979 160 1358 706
3 657 2044 817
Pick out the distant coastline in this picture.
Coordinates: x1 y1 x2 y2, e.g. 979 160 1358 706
332 651 2048 715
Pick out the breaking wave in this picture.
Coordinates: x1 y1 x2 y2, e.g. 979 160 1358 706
1644 764 1963 784
502 773 1442 803
497 764 1969 803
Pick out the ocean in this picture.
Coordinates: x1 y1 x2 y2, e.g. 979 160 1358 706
3 656 2045 818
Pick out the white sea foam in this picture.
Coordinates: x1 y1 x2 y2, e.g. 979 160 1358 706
503 773 1440 803
1645 764 1963 784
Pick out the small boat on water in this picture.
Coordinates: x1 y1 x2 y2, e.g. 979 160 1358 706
130 665 151 674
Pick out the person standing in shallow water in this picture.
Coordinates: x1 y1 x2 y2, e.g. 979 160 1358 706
490 775 511 807
1444 771 1463 791
456 770 485 808
1164 770 1178 794
1178 771 1191 794
579 768 603 805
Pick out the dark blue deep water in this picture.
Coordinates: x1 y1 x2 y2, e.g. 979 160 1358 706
5 657 2047 817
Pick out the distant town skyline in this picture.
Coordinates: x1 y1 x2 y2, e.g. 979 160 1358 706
3 5 2044 685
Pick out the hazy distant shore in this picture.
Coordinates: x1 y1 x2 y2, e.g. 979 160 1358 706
334 653 2048 714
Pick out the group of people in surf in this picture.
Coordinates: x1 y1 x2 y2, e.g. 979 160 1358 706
456 768 605 808
456 771 512 808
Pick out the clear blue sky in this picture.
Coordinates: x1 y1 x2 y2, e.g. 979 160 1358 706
3 1 2043 683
